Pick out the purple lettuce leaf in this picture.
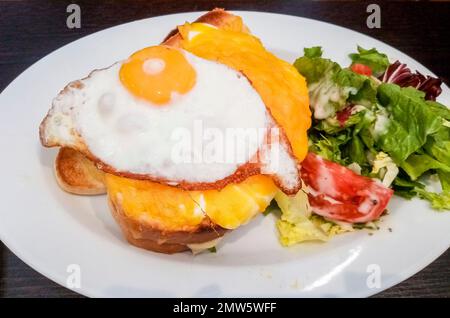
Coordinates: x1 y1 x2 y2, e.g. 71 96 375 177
380 61 443 101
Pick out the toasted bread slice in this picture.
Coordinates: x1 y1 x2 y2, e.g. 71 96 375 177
163 8 250 47
55 147 106 195
109 198 227 254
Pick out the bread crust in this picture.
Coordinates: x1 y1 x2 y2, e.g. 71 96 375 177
163 8 250 46
109 198 227 254
54 147 106 195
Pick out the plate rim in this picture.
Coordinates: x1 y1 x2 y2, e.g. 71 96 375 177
0 10 449 298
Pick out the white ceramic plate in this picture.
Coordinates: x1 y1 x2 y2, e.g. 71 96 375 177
0 11 449 298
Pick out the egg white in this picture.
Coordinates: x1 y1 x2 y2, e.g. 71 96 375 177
45 51 300 188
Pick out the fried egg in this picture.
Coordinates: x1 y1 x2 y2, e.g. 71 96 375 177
40 45 302 193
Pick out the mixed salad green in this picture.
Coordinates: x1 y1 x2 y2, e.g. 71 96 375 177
270 45 449 247
294 46 450 210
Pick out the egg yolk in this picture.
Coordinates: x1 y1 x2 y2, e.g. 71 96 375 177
119 46 196 105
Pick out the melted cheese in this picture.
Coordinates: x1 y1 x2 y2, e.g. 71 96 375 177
106 174 277 231
178 22 311 161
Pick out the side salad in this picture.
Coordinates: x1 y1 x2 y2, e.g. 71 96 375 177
272 45 449 246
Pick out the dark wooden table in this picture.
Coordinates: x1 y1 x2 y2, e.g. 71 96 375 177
1 0 449 298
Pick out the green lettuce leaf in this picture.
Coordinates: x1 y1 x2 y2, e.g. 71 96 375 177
304 46 323 58
426 101 450 120
376 84 442 163
274 190 352 246
423 116 450 194
438 171 450 192
349 77 378 106
392 176 424 199
424 126 450 167
308 132 349 165
294 49 375 119
294 56 345 119
275 190 328 245
392 173 450 209
400 154 450 181
344 135 367 167
314 109 366 134
293 51 340 84
414 188 450 210
349 46 390 76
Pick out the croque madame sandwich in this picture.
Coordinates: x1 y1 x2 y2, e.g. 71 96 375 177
39 9 311 254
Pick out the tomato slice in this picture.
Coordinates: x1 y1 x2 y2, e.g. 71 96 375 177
301 153 393 223
351 63 372 76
